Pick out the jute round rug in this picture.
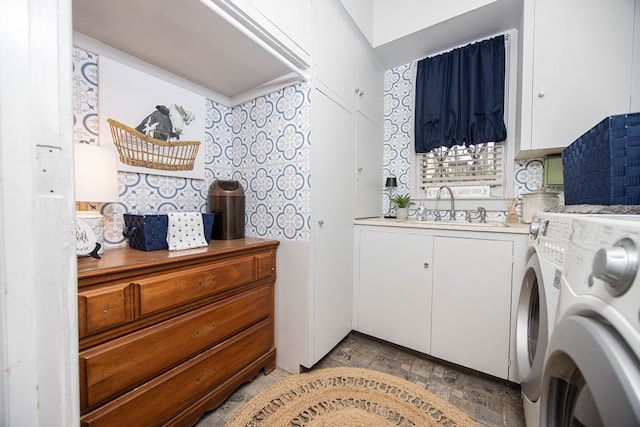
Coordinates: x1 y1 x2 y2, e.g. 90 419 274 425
225 367 476 427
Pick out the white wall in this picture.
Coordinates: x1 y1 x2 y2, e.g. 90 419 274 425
372 0 496 46
340 0 375 44
0 0 79 426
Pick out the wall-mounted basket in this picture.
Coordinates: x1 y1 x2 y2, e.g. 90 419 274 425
107 118 200 171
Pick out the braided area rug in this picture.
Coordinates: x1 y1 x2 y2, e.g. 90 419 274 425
225 367 476 427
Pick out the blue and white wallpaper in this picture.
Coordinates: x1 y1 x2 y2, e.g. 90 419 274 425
383 63 561 219
72 46 311 246
73 45 558 248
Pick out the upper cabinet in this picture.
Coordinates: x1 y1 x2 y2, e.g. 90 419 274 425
72 0 311 104
313 0 383 126
516 0 636 158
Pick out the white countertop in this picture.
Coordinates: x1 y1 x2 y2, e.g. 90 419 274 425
354 217 530 234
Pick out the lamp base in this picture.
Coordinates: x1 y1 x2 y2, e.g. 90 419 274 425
76 211 104 258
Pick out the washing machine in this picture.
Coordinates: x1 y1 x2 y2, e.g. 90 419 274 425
540 216 640 426
516 212 574 426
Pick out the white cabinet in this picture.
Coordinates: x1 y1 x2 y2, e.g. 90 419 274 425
314 0 383 221
307 89 355 367
354 225 527 380
355 228 432 354
517 0 635 156
431 236 513 379
355 113 383 218
314 0 359 109
355 44 384 126
314 0 383 126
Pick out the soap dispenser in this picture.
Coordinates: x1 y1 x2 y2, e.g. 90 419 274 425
417 200 428 221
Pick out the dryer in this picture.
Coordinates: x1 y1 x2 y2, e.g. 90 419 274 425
541 216 640 426
516 212 574 426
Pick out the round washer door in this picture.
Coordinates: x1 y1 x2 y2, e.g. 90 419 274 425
516 254 549 401
541 315 640 426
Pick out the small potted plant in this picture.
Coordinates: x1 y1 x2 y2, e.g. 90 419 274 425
391 193 412 219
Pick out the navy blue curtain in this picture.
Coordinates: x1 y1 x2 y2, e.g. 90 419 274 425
414 35 507 153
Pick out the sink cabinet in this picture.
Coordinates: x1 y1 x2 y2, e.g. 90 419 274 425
354 225 527 380
431 236 514 379
355 228 433 354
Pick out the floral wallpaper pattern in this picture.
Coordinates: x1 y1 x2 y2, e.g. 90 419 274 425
73 45 557 248
72 46 311 246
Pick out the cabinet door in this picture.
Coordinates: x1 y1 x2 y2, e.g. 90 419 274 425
431 236 512 379
524 0 634 151
355 45 383 126
309 89 355 365
354 113 383 219
314 0 358 108
355 228 432 354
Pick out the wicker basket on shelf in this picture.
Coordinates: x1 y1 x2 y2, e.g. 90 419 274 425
107 118 200 171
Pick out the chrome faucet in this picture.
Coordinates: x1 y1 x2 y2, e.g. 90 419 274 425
436 186 455 220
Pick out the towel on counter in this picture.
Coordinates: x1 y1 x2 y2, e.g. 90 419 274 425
166 212 208 251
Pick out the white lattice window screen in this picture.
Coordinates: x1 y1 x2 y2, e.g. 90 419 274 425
418 142 503 188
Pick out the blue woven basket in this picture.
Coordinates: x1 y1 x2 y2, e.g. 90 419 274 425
562 113 640 205
123 213 214 251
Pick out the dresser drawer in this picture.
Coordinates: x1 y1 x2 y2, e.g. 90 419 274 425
80 319 273 427
136 255 255 317
256 250 276 281
78 283 133 338
79 285 272 411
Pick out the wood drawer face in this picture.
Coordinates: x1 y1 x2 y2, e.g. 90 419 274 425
256 251 276 280
79 283 132 338
136 256 254 316
80 285 272 411
80 320 272 427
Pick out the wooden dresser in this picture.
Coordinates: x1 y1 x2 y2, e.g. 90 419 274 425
76 237 279 427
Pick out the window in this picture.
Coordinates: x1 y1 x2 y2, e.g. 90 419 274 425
418 142 503 189
414 33 513 195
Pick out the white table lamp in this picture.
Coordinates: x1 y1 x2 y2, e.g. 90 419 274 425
74 143 119 258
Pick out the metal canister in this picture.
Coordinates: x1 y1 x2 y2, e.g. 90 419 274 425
207 180 245 239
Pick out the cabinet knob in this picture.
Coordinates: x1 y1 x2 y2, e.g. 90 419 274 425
358 167 363 172
538 91 545 98
318 219 325 226
354 87 360 94
423 262 429 269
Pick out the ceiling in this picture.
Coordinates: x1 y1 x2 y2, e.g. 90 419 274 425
72 0 299 99
373 0 523 69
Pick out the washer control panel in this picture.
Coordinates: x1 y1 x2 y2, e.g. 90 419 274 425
564 216 640 342
532 213 574 266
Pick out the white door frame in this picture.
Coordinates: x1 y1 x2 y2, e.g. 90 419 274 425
0 0 79 425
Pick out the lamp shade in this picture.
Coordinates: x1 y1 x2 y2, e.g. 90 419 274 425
74 143 119 202
385 177 397 188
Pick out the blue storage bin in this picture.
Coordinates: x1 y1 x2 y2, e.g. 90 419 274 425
562 112 640 205
123 213 214 251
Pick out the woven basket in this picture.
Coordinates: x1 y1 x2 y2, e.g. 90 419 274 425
562 113 640 205
108 118 200 171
